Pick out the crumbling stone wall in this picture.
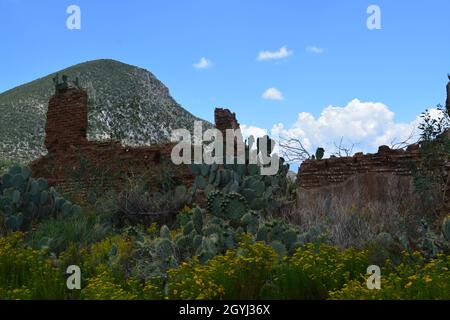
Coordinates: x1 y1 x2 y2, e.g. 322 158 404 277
297 144 421 189
214 107 243 157
214 108 240 134
44 88 88 153
296 143 449 217
30 86 245 200
30 86 192 196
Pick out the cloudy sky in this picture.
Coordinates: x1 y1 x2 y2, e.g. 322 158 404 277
1 0 449 161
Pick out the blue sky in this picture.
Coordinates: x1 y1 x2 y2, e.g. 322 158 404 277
1 0 449 157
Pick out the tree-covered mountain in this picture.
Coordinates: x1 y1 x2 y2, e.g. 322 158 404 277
0 59 212 163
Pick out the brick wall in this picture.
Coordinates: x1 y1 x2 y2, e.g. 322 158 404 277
297 144 422 189
29 87 245 199
32 83 448 214
296 142 449 217
30 86 193 196
44 88 88 153
214 108 240 136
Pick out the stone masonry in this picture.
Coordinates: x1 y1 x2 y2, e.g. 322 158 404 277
297 144 421 190
44 88 88 153
214 108 240 136
297 139 449 217
29 82 243 200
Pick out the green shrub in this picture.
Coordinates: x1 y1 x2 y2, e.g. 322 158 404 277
330 251 450 300
263 243 368 299
0 232 69 299
28 212 111 254
413 105 450 215
167 238 369 300
81 264 163 300
167 235 278 299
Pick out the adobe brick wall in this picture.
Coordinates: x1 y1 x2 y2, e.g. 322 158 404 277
296 143 449 217
30 86 193 197
214 108 240 133
44 88 88 153
214 108 240 136
29 87 245 200
297 144 422 189
32 83 448 215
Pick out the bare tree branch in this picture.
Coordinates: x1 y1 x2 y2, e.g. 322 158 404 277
389 128 418 150
332 137 355 157
277 136 311 163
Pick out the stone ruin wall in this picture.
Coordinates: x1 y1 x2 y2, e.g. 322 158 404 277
297 145 422 190
214 107 240 136
29 86 244 201
29 81 449 213
296 143 450 216
297 76 450 205
44 88 88 153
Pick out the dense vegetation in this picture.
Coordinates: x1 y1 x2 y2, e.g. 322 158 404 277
0 108 449 300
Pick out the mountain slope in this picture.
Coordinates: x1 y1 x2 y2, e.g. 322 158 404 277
0 59 212 162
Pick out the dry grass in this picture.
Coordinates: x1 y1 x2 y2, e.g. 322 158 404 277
285 173 435 248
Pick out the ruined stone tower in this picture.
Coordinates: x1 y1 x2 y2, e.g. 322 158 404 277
214 108 240 136
44 86 88 153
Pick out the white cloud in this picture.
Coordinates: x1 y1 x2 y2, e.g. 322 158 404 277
240 125 278 152
271 99 423 158
306 45 325 54
240 125 268 140
193 57 213 69
262 87 284 100
257 46 293 61
239 99 434 163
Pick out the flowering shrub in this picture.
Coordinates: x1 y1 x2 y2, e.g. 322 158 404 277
330 251 450 300
260 243 368 299
82 265 138 300
81 264 163 300
167 240 369 300
0 232 67 299
1 230 448 300
83 235 134 274
167 235 278 299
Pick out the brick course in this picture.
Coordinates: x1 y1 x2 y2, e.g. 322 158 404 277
30 87 192 195
297 144 422 189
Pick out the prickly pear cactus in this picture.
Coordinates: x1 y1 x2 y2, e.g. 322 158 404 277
160 225 172 240
240 211 259 234
0 165 81 232
192 207 203 234
155 238 175 261
220 193 248 222
256 219 300 252
315 147 325 160
207 191 225 217
270 240 287 257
